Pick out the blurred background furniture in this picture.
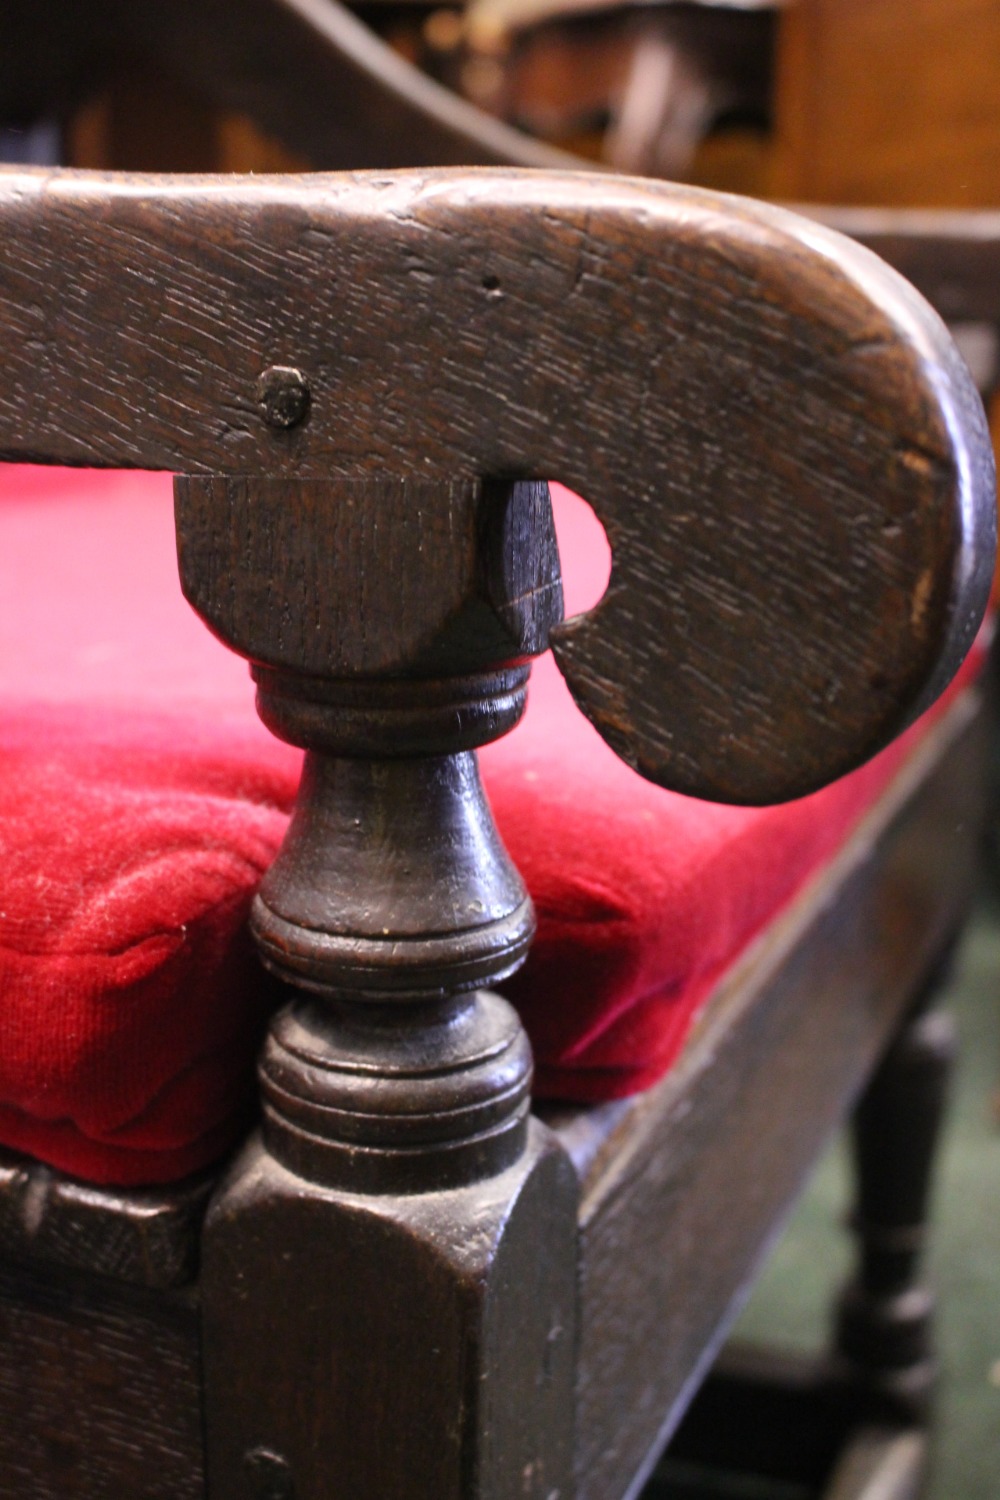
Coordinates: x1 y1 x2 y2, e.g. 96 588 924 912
2 0 999 218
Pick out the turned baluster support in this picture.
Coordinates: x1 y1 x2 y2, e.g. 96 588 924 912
249 680 541 1194
836 961 958 1424
177 471 578 1500
180 472 563 1194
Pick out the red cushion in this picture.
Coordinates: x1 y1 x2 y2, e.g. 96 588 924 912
0 468 980 1183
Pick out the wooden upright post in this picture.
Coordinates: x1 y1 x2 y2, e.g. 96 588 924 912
178 474 578 1500
836 969 958 1423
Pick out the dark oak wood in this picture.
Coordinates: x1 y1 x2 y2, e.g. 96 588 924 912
551 688 985 1498
163 171 994 1498
204 1124 578 1499
0 1262 204 1499
0 166 991 802
21 7 998 377
0 1149 212 1290
178 482 577 1493
656 942 970 1494
176 476 561 684
0 690 982 1500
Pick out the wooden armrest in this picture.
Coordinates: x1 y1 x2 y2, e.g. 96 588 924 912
0 166 992 799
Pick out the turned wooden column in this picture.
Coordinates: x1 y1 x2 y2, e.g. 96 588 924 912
177 473 578 1500
835 963 958 1424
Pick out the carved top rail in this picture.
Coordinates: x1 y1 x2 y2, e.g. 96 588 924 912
0 166 993 805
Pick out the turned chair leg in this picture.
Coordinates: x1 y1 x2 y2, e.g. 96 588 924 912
647 951 964 1497
835 957 958 1427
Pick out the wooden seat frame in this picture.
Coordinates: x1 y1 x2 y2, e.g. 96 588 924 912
0 163 994 1500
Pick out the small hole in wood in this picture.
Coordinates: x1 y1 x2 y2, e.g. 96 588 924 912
481 273 501 295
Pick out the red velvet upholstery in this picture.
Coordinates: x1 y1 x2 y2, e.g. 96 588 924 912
0 468 978 1183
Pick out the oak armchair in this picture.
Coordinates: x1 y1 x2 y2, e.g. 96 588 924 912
0 165 994 1500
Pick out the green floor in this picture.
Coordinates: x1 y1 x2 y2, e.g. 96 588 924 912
729 894 1000 1499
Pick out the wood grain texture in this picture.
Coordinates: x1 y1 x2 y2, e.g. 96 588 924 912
176 476 562 678
0 1262 204 1499
0 1150 212 1289
0 694 979 1500
546 687 985 1499
202 1122 578 1500
0 165 992 801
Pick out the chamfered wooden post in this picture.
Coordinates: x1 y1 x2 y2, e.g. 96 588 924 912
179 474 579 1500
